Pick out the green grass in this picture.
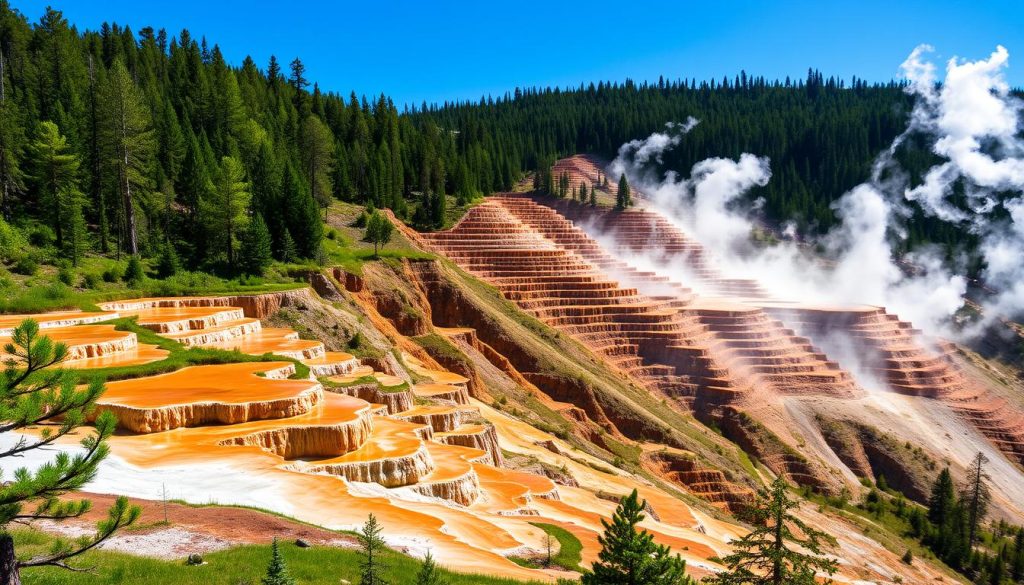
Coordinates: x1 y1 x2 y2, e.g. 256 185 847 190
0 263 307 315
62 318 311 383
509 522 584 573
320 374 410 394
9 528 550 585
411 332 466 362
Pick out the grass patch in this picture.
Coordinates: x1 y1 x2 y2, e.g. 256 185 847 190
320 375 410 394
509 522 584 573
411 332 465 362
10 528 548 585
66 318 311 383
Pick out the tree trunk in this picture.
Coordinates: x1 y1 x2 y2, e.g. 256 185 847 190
0 535 21 585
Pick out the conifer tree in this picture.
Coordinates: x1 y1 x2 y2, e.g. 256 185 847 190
962 452 990 549
300 116 335 217
203 156 250 268
0 319 140 584
239 212 273 276
415 551 446 585
582 489 694 585
358 514 389 585
27 121 80 253
99 59 154 256
616 174 631 210
277 229 297 263
706 478 837 585
590 184 597 206
261 537 295 585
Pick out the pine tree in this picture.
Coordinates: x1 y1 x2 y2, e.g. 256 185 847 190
155 241 181 278
239 213 273 276
0 319 140 584
98 59 154 256
358 514 389 585
277 229 297 263
261 537 295 585
415 551 446 585
300 116 334 217
1011 528 1024 581
27 121 80 253
929 468 957 528
581 489 694 585
616 174 631 210
202 156 250 268
962 452 990 549
706 479 837 585
589 184 597 206
124 254 145 286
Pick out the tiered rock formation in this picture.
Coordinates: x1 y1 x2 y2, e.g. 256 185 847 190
421 197 859 404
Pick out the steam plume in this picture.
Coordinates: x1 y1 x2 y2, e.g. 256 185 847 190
610 45 1024 339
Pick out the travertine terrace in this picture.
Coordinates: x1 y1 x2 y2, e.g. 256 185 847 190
417 156 1024 505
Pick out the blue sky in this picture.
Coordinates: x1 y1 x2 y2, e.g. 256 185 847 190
10 0 1024 107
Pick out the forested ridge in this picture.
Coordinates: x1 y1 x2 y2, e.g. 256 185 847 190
0 2 968 275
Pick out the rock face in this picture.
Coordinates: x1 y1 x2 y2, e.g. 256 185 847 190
641 450 752 511
99 289 315 320
0 310 119 335
434 424 505 467
219 399 375 459
299 442 436 487
331 383 414 415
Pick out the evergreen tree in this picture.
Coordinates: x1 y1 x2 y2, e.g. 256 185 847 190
590 184 597 206
27 121 80 254
358 514 389 585
0 319 140 583
277 228 297 263
706 479 837 585
582 489 694 585
962 452 990 549
929 468 957 528
98 59 153 256
1011 528 1024 581
202 156 250 268
616 174 631 210
300 115 334 217
415 551 447 585
239 212 273 276
261 537 295 585
123 254 145 286
155 240 181 278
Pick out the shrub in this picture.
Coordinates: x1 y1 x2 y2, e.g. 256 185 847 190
57 266 75 286
124 255 145 286
27 224 55 248
155 243 181 279
102 264 124 283
901 549 913 565
13 255 38 276
82 272 101 289
0 218 26 262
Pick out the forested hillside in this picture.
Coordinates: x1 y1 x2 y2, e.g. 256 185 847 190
0 2 961 276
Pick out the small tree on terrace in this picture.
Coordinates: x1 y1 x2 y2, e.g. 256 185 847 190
0 319 140 584
261 537 295 585
705 478 837 585
616 173 632 210
358 513 389 585
582 489 694 585
364 211 394 257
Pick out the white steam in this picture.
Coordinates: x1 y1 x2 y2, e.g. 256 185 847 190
609 44 1024 339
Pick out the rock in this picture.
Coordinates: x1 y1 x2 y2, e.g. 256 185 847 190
295 538 310 548
186 553 203 566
